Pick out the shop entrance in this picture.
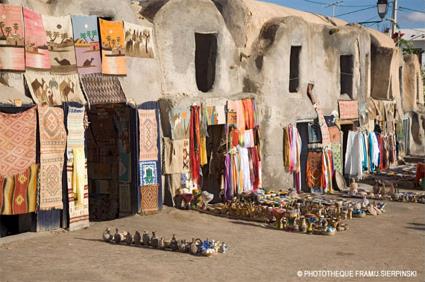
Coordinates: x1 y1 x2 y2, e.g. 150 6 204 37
86 104 136 221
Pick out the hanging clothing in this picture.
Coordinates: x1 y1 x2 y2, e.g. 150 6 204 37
242 98 255 130
190 105 201 186
306 152 323 189
344 131 363 179
369 132 379 173
72 147 86 207
321 147 334 193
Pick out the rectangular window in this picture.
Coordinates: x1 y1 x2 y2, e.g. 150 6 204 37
289 46 301 93
340 55 354 98
195 33 217 92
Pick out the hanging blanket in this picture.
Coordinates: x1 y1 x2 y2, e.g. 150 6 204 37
71 15 102 74
140 161 158 186
140 184 158 215
25 71 86 105
242 98 255 129
227 100 245 132
163 138 188 174
138 109 158 161
23 8 51 70
38 105 67 210
331 143 343 175
0 4 25 71
0 164 38 215
306 151 322 189
344 131 363 178
170 107 190 140
42 15 77 73
0 107 36 177
124 21 155 58
328 126 341 144
99 19 126 75
66 106 88 230
0 73 34 106
80 73 126 105
339 100 359 120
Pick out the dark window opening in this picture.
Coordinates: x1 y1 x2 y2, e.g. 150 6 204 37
340 55 354 98
289 46 301 93
195 33 217 92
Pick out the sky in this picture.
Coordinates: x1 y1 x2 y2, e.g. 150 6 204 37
263 0 425 31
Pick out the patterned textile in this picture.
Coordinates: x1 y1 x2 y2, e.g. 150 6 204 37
71 15 101 74
99 19 126 75
0 4 25 71
124 21 155 58
0 72 34 106
42 15 77 73
227 100 245 132
0 107 36 177
339 100 359 120
163 138 188 174
328 126 341 144
0 164 38 215
170 108 190 140
25 71 86 105
66 106 88 230
80 73 126 105
140 161 158 186
140 184 158 215
138 109 158 161
38 105 67 210
242 98 255 129
306 151 323 189
23 7 50 70
331 143 343 174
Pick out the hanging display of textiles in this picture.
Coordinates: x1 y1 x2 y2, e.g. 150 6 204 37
140 184 159 215
38 105 67 210
339 100 359 120
330 143 343 175
71 15 102 74
170 107 190 140
42 15 77 73
99 19 127 75
283 124 302 192
344 131 364 179
306 151 322 190
205 99 226 125
0 164 38 215
0 72 34 106
139 109 158 161
369 132 380 173
0 4 25 71
328 126 341 144
0 107 37 177
25 71 87 105
66 106 89 231
321 147 334 193
23 7 51 70
190 105 201 186
123 21 155 58
80 73 127 105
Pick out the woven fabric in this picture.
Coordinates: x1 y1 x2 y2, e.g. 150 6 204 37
23 7 51 70
331 143 343 175
0 73 34 106
99 19 126 75
80 73 126 105
328 126 341 144
0 4 25 71
71 15 102 74
140 184 158 215
140 161 158 186
306 151 323 189
66 106 89 230
124 21 155 58
170 108 190 140
138 109 158 161
0 164 38 215
25 71 86 105
42 15 77 73
0 107 37 177
38 105 67 210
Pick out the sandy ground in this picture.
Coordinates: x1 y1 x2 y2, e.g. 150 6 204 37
0 202 424 282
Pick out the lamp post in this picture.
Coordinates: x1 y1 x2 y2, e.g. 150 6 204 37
377 0 388 20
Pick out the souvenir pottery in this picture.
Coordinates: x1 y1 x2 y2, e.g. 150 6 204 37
142 231 150 246
324 225 336 236
219 242 228 254
151 232 159 248
114 228 125 244
190 238 202 255
353 209 366 218
348 207 353 220
181 193 193 210
134 231 141 246
125 232 133 245
201 191 214 210
178 240 187 252
170 234 178 251
103 228 113 242
158 237 165 249
299 217 307 233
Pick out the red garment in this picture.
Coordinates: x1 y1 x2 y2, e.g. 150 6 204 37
242 98 255 130
250 146 260 190
190 106 201 185
416 163 425 184
231 128 239 147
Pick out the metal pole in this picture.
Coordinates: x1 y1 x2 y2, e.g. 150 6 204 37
391 0 398 36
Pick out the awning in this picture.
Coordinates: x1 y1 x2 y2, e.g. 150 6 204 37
80 73 127 105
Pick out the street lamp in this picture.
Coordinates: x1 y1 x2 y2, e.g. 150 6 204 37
377 0 388 20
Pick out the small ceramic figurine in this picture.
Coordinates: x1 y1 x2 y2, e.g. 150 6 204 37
178 240 187 252
103 228 113 242
299 217 307 233
158 237 165 249
125 231 133 245
151 232 159 248
134 231 141 246
114 228 124 244
218 242 228 254
142 231 150 246
170 234 178 251
190 238 200 255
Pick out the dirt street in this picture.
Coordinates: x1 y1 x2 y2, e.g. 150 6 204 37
0 202 424 282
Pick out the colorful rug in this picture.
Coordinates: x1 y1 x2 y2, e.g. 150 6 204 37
25 71 87 105
23 7 51 70
138 109 158 161
0 164 38 215
306 151 323 189
71 15 102 74
38 105 67 210
140 161 158 186
140 184 158 215
124 21 155 58
0 107 37 177
66 106 88 230
0 4 25 71
99 19 126 75
80 73 127 105
42 15 77 73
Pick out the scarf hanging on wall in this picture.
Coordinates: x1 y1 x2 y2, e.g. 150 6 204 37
42 15 77 73
283 124 302 192
38 105 67 210
99 19 127 75
138 109 158 161
306 151 322 190
0 164 38 215
23 7 51 70
71 15 102 74
321 147 334 193
189 105 201 186
0 4 25 71
123 21 155 59
0 107 37 177
242 98 255 130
